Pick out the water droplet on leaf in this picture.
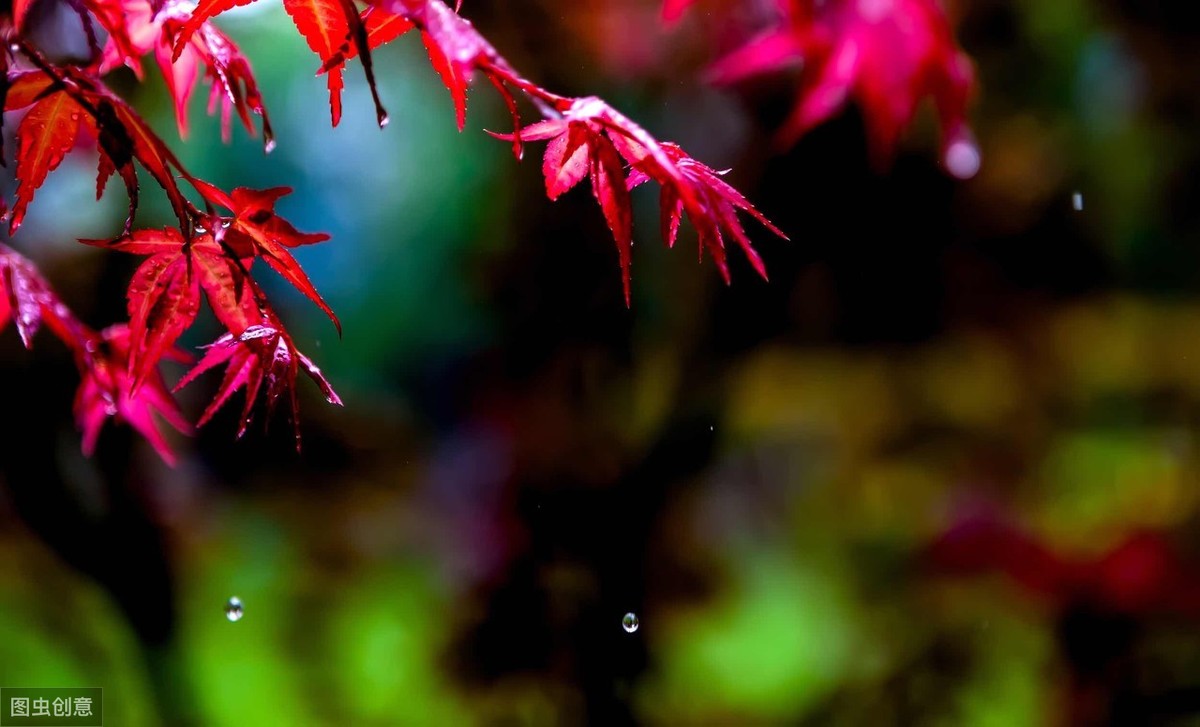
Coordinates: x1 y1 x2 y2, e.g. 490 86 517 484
622 612 639 633
944 138 981 180
225 596 244 622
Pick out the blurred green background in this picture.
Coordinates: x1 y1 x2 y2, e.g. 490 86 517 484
6 0 1200 724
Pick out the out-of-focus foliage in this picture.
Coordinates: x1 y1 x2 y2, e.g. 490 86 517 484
6 0 1200 724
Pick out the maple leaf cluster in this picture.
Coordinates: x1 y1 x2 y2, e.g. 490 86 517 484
672 0 980 178
0 243 187 462
0 6 347 460
0 0 981 464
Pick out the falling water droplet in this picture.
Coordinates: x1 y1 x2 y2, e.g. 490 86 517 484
1072 191 1084 211
622 612 639 633
224 596 244 622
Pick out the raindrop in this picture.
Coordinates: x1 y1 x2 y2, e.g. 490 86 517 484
224 596 244 622
1072 191 1084 211
944 137 981 180
622 612 639 633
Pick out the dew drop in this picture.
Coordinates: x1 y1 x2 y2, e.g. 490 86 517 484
224 596 244 622
1072 191 1084 211
622 612 639 633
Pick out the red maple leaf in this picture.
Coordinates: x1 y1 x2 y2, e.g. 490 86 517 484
704 0 978 177
320 6 415 74
171 17 274 146
625 141 785 281
74 324 193 465
0 248 190 462
316 1 523 144
0 247 55 347
394 0 523 139
77 180 342 449
9 85 93 235
123 244 201 390
175 319 342 449
499 117 631 298
83 227 259 388
192 181 341 333
99 0 273 147
174 0 387 126
494 97 787 303
1 0 790 466
318 0 523 143
0 244 89 351
284 0 354 125
4 67 201 233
